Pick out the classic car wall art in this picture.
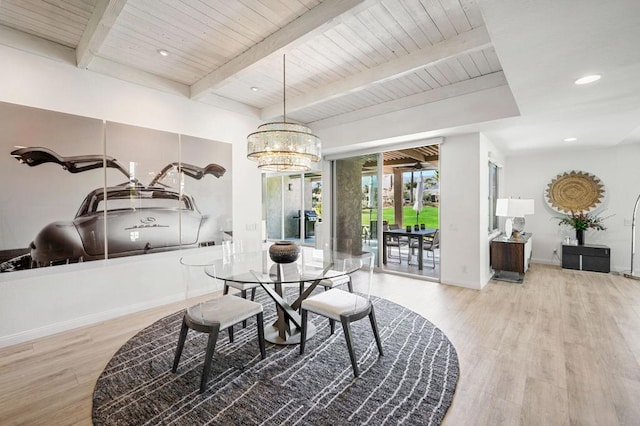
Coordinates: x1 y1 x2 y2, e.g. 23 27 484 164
1 147 226 272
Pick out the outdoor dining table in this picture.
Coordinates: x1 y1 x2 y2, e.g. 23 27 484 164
205 246 370 345
382 227 437 270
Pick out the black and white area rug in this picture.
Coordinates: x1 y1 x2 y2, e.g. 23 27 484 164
93 292 459 425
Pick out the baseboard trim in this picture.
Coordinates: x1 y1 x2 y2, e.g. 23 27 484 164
0 292 185 348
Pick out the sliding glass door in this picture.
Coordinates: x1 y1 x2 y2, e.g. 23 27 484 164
264 172 321 246
331 144 440 280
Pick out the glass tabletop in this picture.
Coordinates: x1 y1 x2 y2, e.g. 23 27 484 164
204 246 371 284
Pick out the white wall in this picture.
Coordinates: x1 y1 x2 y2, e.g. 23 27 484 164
0 45 264 346
480 134 504 283
506 144 640 273
439 133 497 289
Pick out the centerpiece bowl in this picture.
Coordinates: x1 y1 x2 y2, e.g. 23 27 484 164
268 241 300 263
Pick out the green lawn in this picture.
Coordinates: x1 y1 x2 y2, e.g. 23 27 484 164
362 206 439 228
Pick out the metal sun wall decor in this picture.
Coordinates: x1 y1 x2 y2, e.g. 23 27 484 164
545 170 606 214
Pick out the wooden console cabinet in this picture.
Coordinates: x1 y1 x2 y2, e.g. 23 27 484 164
562 244 610 273
490 233 532 281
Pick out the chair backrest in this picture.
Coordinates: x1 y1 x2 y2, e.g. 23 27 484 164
180 251 222 320
431 229 440 247
231 239 264 254
364 252 375 301
222 239 264 264
350 252 375 311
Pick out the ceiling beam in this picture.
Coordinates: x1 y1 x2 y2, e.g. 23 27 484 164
87 56 260 116
397 148 429 162
261 25 492 120
76 0 128 69
310 71 507 129
362 155 439 169
190 0 374 100
0 24 75 64
383 155 439 166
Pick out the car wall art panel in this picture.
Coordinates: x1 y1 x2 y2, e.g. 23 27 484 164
0 102 104 271
0 101 232 273
179 134 232 244
103 122 181 261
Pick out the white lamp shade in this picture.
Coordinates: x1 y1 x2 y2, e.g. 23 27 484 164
496 199 510 217
496 199 534 217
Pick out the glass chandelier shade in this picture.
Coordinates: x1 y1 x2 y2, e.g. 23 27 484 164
247 55 321 172
247 122 321 172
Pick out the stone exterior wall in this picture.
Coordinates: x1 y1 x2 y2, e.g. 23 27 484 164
335 157 363 255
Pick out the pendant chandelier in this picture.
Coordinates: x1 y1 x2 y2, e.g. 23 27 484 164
247 55 321 172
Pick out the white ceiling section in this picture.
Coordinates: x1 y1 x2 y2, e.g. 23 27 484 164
0 0 639 155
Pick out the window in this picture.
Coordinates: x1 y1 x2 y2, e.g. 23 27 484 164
488 161 499 232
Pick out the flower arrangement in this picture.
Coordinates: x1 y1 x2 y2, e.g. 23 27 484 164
556 211 608 231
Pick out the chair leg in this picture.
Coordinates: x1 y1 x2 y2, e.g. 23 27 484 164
241 290 248 328
256 312 266 359
299 309 308 355
251 287 256 301
347 276 353 293
228 325 234 343
299 282 305 313
369 305 384 356
171 316 189 373
341 316 359 377
199 325 220 394
223 281 229 295
329 319 335 334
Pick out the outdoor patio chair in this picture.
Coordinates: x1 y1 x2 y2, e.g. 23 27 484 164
410 229 440 268
385 223 409 263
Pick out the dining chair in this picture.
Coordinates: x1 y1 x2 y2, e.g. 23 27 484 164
299 254 383 377
305 246 356 293
319 273 353 292
221 240 263 327
172 254 266 393
410 229 440 268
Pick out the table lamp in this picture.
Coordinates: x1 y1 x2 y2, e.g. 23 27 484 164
496 198 535 238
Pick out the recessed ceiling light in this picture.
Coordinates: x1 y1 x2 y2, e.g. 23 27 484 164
157 49 169 57
250 87 259 92
563 137 577 142
574 74 601 85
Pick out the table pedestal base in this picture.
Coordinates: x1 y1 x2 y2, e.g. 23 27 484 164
264 323 316 345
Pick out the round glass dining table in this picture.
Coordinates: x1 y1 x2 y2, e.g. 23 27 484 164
205 246 371 345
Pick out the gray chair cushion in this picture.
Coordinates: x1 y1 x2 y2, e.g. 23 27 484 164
301 288 369 321
187 295 263 329
320 274 350 288
225 281 260 291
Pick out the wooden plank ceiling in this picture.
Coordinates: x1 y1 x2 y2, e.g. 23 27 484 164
0 0 503 126
360 145 439 173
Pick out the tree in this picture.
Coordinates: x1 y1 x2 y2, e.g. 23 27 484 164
424 170 439 188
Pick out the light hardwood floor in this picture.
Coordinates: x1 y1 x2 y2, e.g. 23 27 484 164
1 263 639 425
